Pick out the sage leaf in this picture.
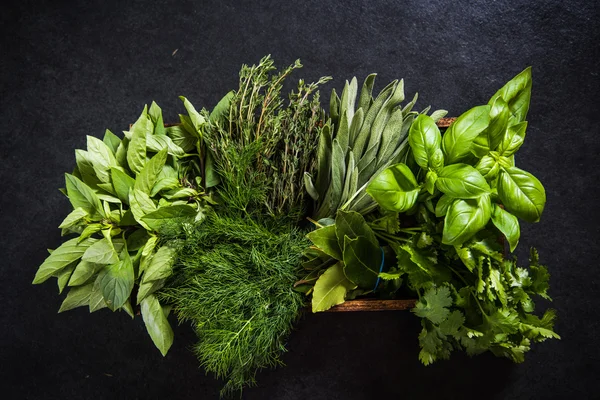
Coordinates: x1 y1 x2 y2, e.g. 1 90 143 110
58 283 94 313
436 164 491 198
311 263 357 312
441 105 491 164
488 67 532 124
343 236 381 289
100 251 134 311
134 148 168 194
33 237 97 284
442 195 492 246
306 225 342 260
204 150 221 188
366 163 419 213
409 114 442 170
141 294 174 356
65 174 104 220
491 204 520 252
304 173 319 201
127 108 151 174
82 237 119 265
142 246 176 282
498 167 545 222
58 207 88 229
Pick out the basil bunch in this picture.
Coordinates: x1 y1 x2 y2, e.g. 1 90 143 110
367 67 544 250
33 101 209 356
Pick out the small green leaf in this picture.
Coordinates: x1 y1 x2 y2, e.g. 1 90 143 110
488 67 532 124
100 251 134 311
149 101 165 136
103 129 121 154
442 195 492 246
56 262 76 294
306 225 342 260
142 246 177 282
140 204 196 231
129 189 157 230
412 286 453 324
180 96 206 132
425 170 437 195
343 236 381 289
165 125 196 152
68 260 100 286
89 272 108 312
33 237 97 284
65 174 104 220
497 167 545 222
58 283 94 313
311 263 357 312
134 148 168 194
82 238 119 265
78 223 103 242
491 204 520 252
146 133 185 156
435 194 454 217
441 105 491 164
409 114 442 170
127 108 151 174
87 135 118 183
137 278 165 305
141 294 174 356
498 121 527 157
139 235 158 277
436 164 491 198
366 163 419 212
58 207 88 229
210 90 234 123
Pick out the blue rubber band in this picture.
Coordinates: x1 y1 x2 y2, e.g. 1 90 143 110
373 247 385 292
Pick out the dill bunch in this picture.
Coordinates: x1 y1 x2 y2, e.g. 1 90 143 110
160 212 308 396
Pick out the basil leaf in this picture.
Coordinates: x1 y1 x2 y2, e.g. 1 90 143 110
78 223 103 243
435 194 454 217
179 96 206 132
142 246 177 282
472 97 510 157
442 195 492 245
139 235 158 277
65 174 104 220
306 225 342 260
497 167 545 222
441 105 491 164
366 163 419 212
137 278 165 305
89 272 108 312
488 67 532 124
129 189 157 230
165 125 196 152
425 170 437 195
56 262 76 294
33 237 97 284
149 101 165 136
335 210 378 250
134 148 168 194
409 114 442 170
210 90 234 123
82 237 119 265
127 108 151 174
74 150 102 187
498 121 527 157
141 205 196 231
311 263 357 312
68 260 101 286
58 283 94 313
475 155 498 181
146 133 185 156
58 207 88 229
87 135 118 183
343 236 381 289
100 251 134 311
141 294 174 356
491 204 520 252
436 164 490 198
204 150 221 188
103 129 121 154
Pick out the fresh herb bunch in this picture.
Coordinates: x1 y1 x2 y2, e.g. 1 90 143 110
32 102 211 355
306 67 559 364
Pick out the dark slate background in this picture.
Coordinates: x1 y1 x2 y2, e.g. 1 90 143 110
2 0 599 399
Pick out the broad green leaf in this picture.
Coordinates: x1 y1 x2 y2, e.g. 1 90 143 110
424 170 437 195
78 223 103 243
65 174 104 219
109 168 135 205
180 96 206 131
149 101 165 136
140 204 196 231
115 138 129 169
491 204 520 252
129 189 157 230
68 260 100 286
441 105 491 164
498 121 527 157
335 210 378 250
442 195 492 245
89 272 108 312
134 148 168 194
343 236 381 289
488 67 532 124
409 114 442 170
100 252 134 311
165 125 196 152
366 163 419 213
142 246 177 282
127 108 151 174
137 278 165 304
204 150 220 188
33 237 97 284
126 229 149 252
436 164 491 198
472 96 510 157
311 263 357 312
307 225 342 260
162 187 197 200
435 194 454 217
475 155 499 181
139 235 158 276
498 167 545 223
146 133 185 156
87 135 118 183
56 262 76 294
103 129 121 154
82 238 119 265
58 207 88 229
210 90 234 123
58 283 94 313
74 150 102 186
141 294 174 356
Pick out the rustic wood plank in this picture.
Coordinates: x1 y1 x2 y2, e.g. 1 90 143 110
324 299 417 312
436 117 457 128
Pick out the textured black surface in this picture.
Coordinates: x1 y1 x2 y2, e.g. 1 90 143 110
2 0 599 399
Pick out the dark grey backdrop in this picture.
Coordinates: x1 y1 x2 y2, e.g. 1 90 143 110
2 0 599 399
